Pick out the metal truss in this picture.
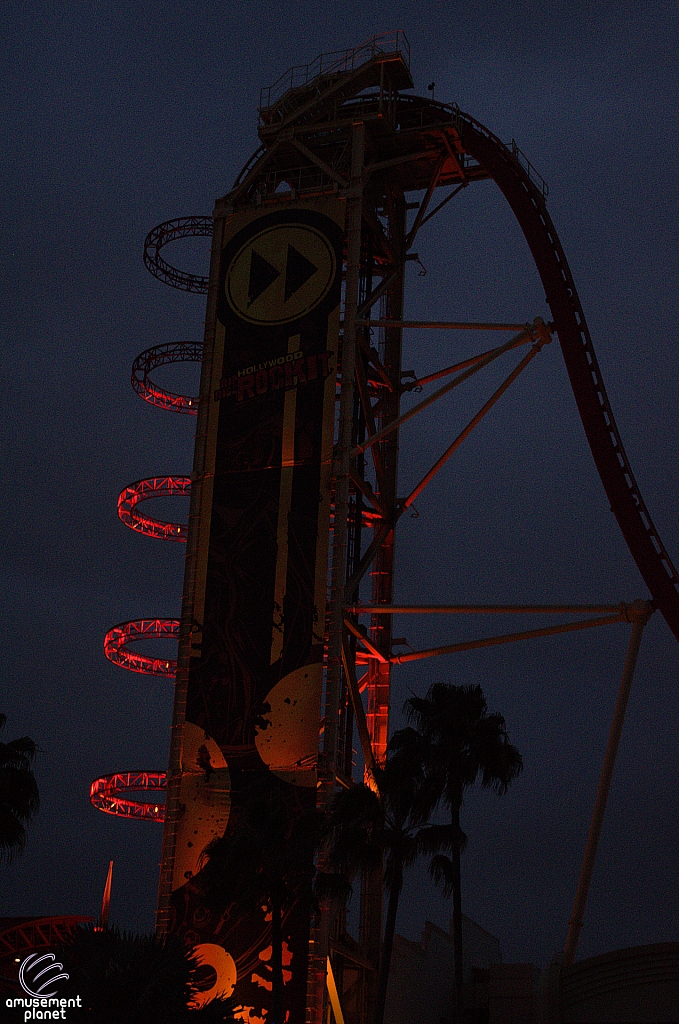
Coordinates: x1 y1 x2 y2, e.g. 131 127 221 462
103 618 179 678
143 217 212 293
118 476 190 542
95 316 196 822
131 341 202 414
347 602 649 665
218 36 679 1024
89 771 166 822
0 917 90 958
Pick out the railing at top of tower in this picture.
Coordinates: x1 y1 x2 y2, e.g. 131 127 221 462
510 139 549 198
258 30 410 113
450 104 549 200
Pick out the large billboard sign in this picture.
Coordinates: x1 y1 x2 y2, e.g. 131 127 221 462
165 201 345 1020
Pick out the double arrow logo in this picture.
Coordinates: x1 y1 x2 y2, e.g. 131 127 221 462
225 222 337 326
248 244 318 307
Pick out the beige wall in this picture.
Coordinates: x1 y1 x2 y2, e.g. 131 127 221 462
384 914 501 1024
536 943 679 1023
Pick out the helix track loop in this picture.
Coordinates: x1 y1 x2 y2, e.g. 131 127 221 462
103 618 179 679
90 771 166 822
93 224 200 823
143 217 212 293
118 476 191 542
131 342 202 414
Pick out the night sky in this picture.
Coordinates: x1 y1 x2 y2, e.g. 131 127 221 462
2 1 678 973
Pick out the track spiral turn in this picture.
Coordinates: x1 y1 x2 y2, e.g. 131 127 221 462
103 618 179 678
91 270 202 819
131 342 202 414
90 771 166 822
143 217 212 293
118 476 191 542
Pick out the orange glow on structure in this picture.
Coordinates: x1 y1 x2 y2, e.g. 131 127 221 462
103 618 179 678
90 771 166 822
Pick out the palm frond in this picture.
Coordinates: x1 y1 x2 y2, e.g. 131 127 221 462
0 718 39 863
428 854 457 898
0 735 40 767
403 682 522 811
0 806 27 862
415 822 466 857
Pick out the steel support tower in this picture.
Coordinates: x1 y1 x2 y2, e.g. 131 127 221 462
91 31 679 1024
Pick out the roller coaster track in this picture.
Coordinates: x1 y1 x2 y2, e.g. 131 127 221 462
103 618 179 678
131 342 202 414
90 771 166 822
0 917 91 960
92 302 202 819
118 476 191 542
91 88 679 831
452 107 679 641
142 217 211 294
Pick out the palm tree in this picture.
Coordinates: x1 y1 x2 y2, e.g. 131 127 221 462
404 683 523 1022
198 788 320 1024
0 713 39 863
324 729 458 1024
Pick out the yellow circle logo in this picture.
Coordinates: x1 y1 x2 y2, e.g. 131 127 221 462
225 223 336 325
188 944 237 1009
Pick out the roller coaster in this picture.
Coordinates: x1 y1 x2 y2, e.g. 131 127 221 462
90 30 678 1014
90 338 202 822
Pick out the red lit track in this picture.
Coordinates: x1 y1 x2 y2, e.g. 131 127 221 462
104 618 179 679
98 65 679 879
0 917 91 961
90 771 166 822
331 506 382 529
118 476 191 542
131 341 202 414
96 310 194 819
143 217 212 293
451 107 679 640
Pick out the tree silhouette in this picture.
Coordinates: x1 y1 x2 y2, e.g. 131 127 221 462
324 728 457 1024
404 683 523 1021
0 713 39 863
198 789 320 1024
57 924 236 1021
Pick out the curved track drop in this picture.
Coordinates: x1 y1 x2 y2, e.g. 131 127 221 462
89 42 679 1021
447 108 679 639
233 54 679 1016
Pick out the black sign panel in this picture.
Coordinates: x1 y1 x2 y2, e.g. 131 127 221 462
165 203 344 1019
